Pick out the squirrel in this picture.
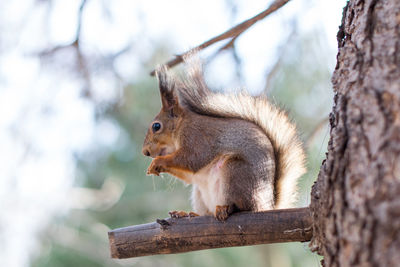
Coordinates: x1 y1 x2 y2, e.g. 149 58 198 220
142 61 306 221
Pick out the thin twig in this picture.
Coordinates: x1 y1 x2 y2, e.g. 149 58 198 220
39 0 87 57
150 0 291 75
206 35 239 63
306 117 330 148
263 22 297 92
75 0 87 42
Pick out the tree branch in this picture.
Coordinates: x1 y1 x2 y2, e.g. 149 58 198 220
263 22 297 92
149 0 291 76
305 117 329 148
108 207 312 259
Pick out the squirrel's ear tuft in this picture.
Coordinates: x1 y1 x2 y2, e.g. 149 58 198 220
155 65 180 115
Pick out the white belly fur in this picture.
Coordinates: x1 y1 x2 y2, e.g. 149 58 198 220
188 156 228 214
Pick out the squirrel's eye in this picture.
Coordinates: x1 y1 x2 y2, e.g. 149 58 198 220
152 122 162 133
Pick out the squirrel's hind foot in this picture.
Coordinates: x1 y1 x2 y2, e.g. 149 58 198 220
215 205 232 221
169 210 199 218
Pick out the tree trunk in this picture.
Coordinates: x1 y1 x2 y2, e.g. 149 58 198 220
310 0 400 266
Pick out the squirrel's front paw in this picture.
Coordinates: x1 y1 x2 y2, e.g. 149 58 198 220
147 158 165 176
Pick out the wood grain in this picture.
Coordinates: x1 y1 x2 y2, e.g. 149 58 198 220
310 0 400 265
109 207 312 259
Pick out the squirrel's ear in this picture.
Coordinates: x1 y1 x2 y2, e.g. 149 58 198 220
155 65 181 115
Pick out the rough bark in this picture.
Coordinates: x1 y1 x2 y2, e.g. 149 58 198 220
310 0 400 266
109 208 312 258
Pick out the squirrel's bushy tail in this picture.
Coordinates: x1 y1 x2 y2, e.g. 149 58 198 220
162 62 306 208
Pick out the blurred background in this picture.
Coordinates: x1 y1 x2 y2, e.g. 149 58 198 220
0 0 346 266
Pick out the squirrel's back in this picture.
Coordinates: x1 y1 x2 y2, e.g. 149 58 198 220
175 63 306 209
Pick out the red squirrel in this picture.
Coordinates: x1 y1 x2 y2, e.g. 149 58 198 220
142 62 306 221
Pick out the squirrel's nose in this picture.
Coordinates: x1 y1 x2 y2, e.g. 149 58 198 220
142 148 151 157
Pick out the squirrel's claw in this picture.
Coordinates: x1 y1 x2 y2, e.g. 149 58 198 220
169 210 199 218
147 159 165 176
188 211 200 217
146 167 160 176
169 210 189 218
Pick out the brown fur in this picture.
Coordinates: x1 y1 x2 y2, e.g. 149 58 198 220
142 62 306 220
